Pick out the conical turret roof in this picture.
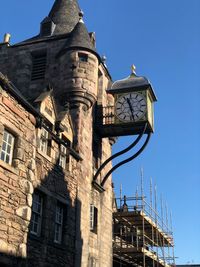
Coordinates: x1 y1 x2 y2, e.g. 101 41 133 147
65 19 95 51
48 0 80 35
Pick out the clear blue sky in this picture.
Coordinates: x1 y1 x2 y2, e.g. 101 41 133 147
1 0 200 264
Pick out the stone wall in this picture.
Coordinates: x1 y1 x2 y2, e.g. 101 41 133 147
0 85 36 265
0 83 82 267
0 21 114 267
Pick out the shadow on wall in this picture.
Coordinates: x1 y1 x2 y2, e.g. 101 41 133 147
0 158 83 267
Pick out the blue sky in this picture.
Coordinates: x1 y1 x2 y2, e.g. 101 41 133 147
1 0 200 264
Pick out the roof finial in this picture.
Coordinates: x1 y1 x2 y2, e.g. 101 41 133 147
101 55 107 66
79 10 84 23
131 64 136 76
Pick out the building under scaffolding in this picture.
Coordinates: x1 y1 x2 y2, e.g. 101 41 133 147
113 185 175 267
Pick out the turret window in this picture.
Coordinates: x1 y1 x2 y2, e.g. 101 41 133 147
78 53 88 62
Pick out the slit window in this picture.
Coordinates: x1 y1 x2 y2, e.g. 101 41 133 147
0 130 15 165
31 53 47 81
92 138 101 170
90 205 98 234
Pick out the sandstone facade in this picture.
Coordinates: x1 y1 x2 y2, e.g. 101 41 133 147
0 1 114 266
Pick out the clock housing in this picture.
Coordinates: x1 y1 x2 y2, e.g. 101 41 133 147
96 67 157 137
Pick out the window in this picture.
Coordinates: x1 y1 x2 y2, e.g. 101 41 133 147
39 127 51 156
59 144 67 169
0 130 15 165
30 192 43 236
54 202 64 244
40 20 56 37
90 205 98 234
92 138 101 170
98 70 103 100
78 53 88 62
31 53 47 81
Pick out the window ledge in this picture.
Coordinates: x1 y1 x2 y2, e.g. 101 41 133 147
51 241 66 251
37 149 52 162
0 159 19 175
90 230 98 235
29 233 43 242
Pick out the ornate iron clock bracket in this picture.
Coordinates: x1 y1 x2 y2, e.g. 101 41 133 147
92 123 151 192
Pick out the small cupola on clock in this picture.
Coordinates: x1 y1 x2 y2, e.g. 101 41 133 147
96 66 157 137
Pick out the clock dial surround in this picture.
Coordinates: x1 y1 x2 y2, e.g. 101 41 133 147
115 92 147 123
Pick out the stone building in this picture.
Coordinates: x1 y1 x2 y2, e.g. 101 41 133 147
0 0 114 266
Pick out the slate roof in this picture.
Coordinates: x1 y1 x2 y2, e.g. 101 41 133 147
108 69 157 101
59 19 96 55
111 74 151 90
14 0 80 45
48 0 81 35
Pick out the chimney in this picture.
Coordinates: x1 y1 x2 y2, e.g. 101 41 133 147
3 33 11 43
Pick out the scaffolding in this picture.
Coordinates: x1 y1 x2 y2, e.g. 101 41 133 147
113 180 175 267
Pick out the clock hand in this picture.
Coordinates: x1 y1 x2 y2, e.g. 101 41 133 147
127 98 135 121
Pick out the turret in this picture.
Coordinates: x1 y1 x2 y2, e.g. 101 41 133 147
56 13 100 109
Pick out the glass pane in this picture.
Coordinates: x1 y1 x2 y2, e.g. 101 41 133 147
7 145 11 154
33 222 38 233
8 135 12 144
1 151 5 161
2 142 6 151
3 131 8 141
6 155 10 164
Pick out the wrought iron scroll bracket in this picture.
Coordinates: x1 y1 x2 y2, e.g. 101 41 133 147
92 123 151 191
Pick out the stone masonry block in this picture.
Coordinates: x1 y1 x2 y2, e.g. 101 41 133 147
0 239 8 253
16 206 32 221
27 194 32 207
28 159 36 171
20 179 34 194
16 148 25 161
2 97 26 121
19 243 27 258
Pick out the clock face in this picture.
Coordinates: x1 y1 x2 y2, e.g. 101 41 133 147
115 92 147 122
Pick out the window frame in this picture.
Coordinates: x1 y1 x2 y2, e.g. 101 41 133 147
30 192 43 237
0 129 15 165
59 144 67 169
39 126 52 157
54 202 64 244
78 52 88 63
39 127 49 154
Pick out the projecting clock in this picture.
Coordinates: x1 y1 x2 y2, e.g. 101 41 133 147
115 92 147 122
96 65 157 137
